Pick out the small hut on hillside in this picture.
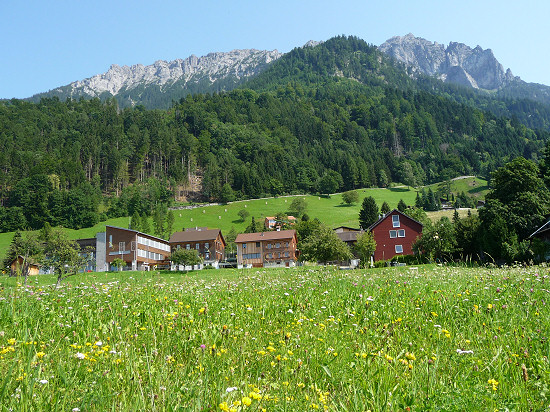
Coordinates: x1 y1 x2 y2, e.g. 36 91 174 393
9 255 40 277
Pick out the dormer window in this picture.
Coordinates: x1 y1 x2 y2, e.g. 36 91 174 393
392 215 400 228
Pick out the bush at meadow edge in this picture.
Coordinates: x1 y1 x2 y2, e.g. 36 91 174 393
0 265 548 411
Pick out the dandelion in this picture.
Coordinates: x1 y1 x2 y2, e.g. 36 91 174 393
488 378 499 391
7 338 16 345
36 351 45 358
405 352 416 361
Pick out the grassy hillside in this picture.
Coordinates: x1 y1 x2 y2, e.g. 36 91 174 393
425 176 489 200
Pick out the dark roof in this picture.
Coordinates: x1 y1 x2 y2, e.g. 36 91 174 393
170 229 223 243
235 230 296 243
529 220 550 239
368 209 424 231
333 226 360 232
336 231 362 242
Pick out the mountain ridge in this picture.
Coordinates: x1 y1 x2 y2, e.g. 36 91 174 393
30 48 283 108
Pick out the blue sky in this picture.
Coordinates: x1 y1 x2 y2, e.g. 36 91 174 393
1 0 548 98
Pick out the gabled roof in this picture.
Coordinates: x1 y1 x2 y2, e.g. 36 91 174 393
170 228 224 244
235 230 296 243
333 226 361 231
529 219 550 239
367 209 424 231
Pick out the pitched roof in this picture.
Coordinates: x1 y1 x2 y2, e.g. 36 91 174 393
367 209 424 231
170 229 223 243
336 231 363 242
529 219 550 239
235 230 296 243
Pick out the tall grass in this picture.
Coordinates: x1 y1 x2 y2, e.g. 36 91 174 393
0 265 547 410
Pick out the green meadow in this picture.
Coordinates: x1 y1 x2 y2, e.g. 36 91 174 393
0 177 488 263
0 264 547 411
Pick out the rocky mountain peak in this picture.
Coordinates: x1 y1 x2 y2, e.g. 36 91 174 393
379 34 516 90
59 48 283 102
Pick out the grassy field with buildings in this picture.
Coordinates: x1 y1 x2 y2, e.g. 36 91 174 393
0 177 488 263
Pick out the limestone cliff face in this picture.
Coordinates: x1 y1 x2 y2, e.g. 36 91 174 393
379 34 516 90
66 49 283 98
30 48 283 108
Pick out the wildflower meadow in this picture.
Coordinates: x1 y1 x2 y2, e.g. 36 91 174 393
0 265 549 411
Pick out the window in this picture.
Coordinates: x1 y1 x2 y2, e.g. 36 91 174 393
398 229 405 237
267 244 272 249
395 245 403 254
275 243 280 248
285 242 289 248
109 235 113 247
392 215 400 228
284 251 289 258
196 243 200 250
205 242 209 249
119 242 125 252
242 243 246 250
256 242 260 247
389 230 397 238
177 245 181 249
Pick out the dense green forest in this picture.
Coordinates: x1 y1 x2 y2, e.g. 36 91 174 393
0 36 548 234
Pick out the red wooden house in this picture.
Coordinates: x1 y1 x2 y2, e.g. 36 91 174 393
368 209 423 261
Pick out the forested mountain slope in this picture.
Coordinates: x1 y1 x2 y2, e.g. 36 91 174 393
0 36 547 234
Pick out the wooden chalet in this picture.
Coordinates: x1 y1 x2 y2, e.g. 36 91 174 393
169 227 225 268
235 230 298 268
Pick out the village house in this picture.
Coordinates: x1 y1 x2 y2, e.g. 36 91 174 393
104 225 171 271
235 229 298 268
169 227 226 268
333 226 362 247
368 209 423 261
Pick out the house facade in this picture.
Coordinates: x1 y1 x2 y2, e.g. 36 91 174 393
105 226 171 271
169 227 225 268
235 230 298 268
368 210 423 261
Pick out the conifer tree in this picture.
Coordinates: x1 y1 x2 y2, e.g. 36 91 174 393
359 196 379 229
